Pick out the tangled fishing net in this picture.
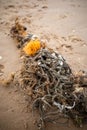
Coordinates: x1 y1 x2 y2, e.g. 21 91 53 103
10 19 87 130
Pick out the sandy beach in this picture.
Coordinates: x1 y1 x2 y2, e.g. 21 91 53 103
0 0 87 130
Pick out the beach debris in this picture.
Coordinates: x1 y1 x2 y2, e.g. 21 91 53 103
23 39 41 55
10 17 28 48
10 18 42 55
0 72 15 87
18 49 87 129
10 19 87 129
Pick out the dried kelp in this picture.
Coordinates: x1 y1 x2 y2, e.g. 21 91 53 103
10 18 32 48
18 49 87 129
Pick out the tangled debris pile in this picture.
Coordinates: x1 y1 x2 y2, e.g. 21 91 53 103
20 49 87 129
10 19 87 129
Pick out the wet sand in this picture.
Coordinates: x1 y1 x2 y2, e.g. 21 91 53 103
0 0 87 130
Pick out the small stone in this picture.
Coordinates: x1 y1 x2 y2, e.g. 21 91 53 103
0 56 2 60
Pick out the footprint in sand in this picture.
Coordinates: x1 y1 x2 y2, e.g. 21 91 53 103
68 35 86 46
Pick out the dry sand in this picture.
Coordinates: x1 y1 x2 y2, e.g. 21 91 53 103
0 0 87 130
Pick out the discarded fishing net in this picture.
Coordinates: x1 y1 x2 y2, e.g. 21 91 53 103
10 19 87 129
18 48 87 129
